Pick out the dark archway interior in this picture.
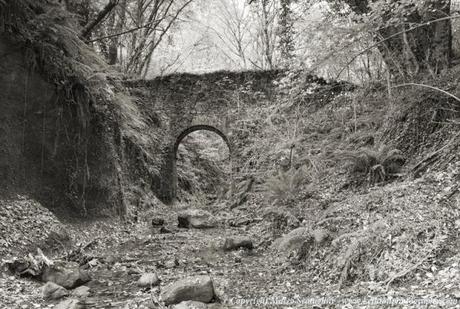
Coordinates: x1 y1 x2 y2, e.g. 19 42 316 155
173 125 232 158
174 125 232 201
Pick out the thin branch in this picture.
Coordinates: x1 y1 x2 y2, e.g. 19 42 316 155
149 0 194 55
88 19 160 43
335 14 460 79
88 0 193 45
81 0 119 38
391 83 460 103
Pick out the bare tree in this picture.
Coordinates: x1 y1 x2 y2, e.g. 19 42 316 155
342 0 452 78
278 0 295 65
250 0 278 69
210 0 252 69
89 0 195 76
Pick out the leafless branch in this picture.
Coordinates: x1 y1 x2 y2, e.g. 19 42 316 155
335 14 460 79
81 0 119 38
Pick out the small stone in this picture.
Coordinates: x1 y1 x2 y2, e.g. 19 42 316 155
87 259 99 267
273 227 313 253
105 256 117 264
160 226 173 234
172 300 208 309
263 208 300 230
152 217 165 226
54 298 83 309
41 263 91 289
137 272 160 288
311 228 330 244
161 275 214 305
165 258 179 269
72 285 90 298
223 237 254 251
128 267 141 275
178 209 217 229
42 282 68 300
455 219 460 229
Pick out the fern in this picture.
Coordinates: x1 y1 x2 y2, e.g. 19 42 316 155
264 166 308 204
337 145 405 183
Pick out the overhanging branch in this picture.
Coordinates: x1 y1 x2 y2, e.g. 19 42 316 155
335 14 460 79
81 0 119 39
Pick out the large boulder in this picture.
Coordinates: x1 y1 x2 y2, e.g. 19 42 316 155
41 262 91 289
177 209 217 229
223 237 254 251
161 276 214 305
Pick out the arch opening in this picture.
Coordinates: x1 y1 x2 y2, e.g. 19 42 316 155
173 125 231 158
173 125 232 202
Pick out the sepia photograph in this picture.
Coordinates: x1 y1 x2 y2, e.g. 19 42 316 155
0 0 459 308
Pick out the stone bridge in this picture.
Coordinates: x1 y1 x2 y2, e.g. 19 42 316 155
125 70 281 203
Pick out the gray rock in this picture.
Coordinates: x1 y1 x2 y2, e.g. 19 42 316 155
137 272 160 288
72 285 90 298
42 281 68 300
172 301 208 309
263 208 300 232
41 262 91 289
178 209 217 229
54 298 83 309
161 275 214 305
273 227 313 253
127 267 141 275
223 237 254 251
151 217 165 226
452 290 460 299
159 226 173 233
43 227 73 252
311 228 330 244
165 258 179 269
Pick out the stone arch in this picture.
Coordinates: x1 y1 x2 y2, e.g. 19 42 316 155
171 125 232 202
173 125 232 158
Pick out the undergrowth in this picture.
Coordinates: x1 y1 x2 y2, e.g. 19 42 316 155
337 145 406 184
263 166 314 206
311 165 460 289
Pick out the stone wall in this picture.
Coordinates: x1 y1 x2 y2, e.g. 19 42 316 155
124 70 282 202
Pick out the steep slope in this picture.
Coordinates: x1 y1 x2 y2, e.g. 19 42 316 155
0 0 163 217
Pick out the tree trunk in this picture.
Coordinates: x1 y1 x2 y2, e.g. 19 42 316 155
278 0 294 65
260 0 274 69
108 0 127 65
65 0 92 26
347 0 452 79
